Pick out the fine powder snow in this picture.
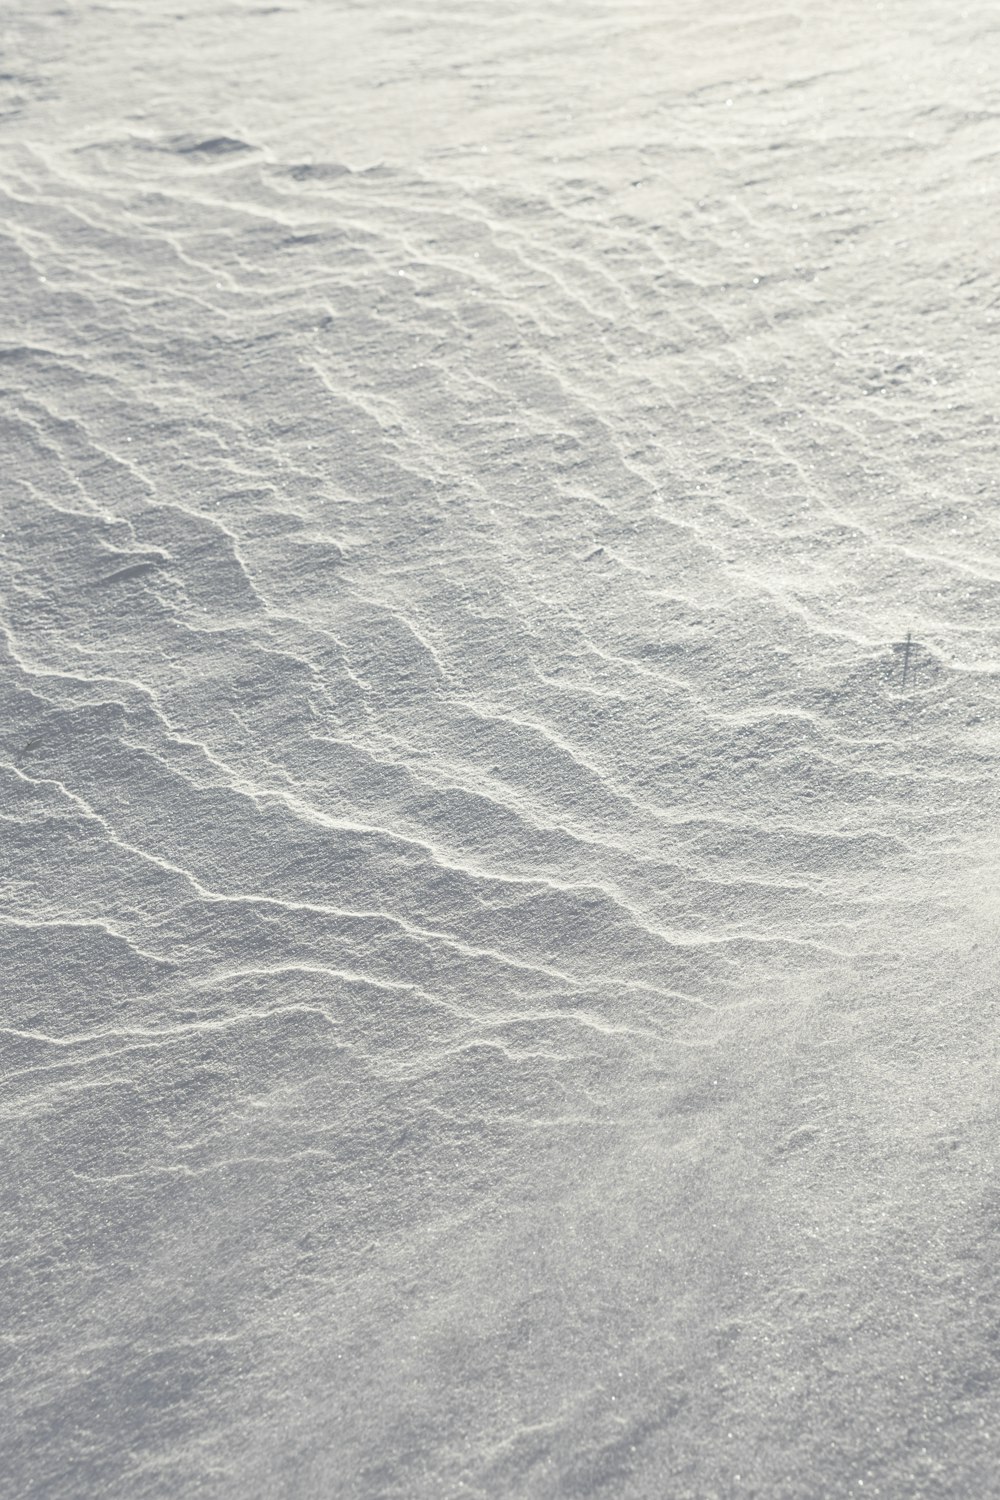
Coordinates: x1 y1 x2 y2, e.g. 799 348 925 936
2 3 999 1496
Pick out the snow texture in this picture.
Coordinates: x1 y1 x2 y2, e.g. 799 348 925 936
2 2 1000 1496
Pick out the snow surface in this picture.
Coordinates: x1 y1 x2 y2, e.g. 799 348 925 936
3 2 1000 1496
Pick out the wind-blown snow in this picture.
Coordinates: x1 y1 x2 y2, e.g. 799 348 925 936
3 2 1000 1496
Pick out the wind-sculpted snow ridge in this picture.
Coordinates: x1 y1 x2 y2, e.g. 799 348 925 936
3 1 1000 1496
